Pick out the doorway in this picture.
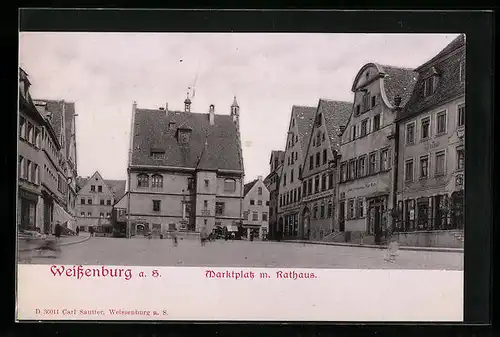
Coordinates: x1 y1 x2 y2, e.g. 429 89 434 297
136 224 145 236
368 198 385 244
339 201 345 232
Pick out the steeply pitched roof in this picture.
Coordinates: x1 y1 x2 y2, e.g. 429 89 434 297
293 105 317 154
243 179 258 196
317 99 353 151
75 176 126 200
269 150 285 165
76 177 88 190
132 109 243 171
399 35 465 121
63 102 76 160
379 65 419 108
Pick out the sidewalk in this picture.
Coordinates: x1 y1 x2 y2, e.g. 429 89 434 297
18 233 91 252
282 239 464 253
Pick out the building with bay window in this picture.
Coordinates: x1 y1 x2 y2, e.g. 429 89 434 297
242 176 270 239
300 99 352 241
393 34 465 248
277 105 317 239
337 63 418 245
126 96 244 236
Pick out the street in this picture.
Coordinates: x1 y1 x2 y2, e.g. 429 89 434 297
21 237 463 270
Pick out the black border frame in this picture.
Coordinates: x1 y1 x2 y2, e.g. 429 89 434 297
3 8 494 334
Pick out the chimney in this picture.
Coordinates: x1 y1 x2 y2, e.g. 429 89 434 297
165 102 168 111
209 104 215 125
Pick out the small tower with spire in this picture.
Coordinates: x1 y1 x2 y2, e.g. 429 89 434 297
231 96 240 125
184 92 192 112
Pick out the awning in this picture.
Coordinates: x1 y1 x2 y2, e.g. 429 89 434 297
53 202 76 231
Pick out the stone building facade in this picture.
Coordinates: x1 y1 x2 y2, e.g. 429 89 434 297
126 96 244 236
300 99 352 241
393 34 465 247
264 150 284 240
242 176 270 239
337 63 418 244
277 105 317 239
75 171 126 234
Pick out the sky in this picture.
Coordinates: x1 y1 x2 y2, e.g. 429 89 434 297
19 32 460 183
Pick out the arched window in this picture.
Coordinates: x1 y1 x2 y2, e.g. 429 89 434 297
137 173 149 188
151 174 163 188
224 179 236 192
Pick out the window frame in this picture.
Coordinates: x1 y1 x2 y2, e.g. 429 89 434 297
457 103 465 128
420 116 431 141
361 119 368 137
419 155 429 179
405 158 415 182
357 155 366 178
380 148 390 172
224 179 236 192
152 199 161 212
373 114 381 131
151 174 164 188
137 174 149 188
406 121 416 145
436 110 447 135
368 152 377 175
435 150 446 176
456 147 465 171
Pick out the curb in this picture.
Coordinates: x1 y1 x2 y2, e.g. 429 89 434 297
18 235 91 252
282 240 464 253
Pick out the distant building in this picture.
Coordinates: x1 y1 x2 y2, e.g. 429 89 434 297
338 63 418 245
75 171 126 235
264 150 284 240
126 96 244 236
277 105 317 239
242 176 270 239
394 34 465 247
300 99 352 240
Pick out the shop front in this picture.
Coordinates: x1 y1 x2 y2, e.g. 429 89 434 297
18 188 39 231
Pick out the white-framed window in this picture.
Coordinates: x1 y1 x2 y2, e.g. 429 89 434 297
456 147 465 171
80 212 85 217
368 152 377 175
348 160 356 180
19 116 26 139
19 156 25 179
257 200 263 206
420 116 431 140
137 174 149 188
436 110 447 135
357 156 366 177
151 174 163 188
435 150 446 176
262 212 268 221
252 211 258 221
356 198 364 218
152 199 161 212
87 212 92 217
424 76 436 97
420 155 429 179
27 160 32 182
351 125 356 140
373 114 381 131
405 158 414 182
347 199 355 219
35 164 39 184
406 122 415 145
457 103 465 127
27 123 34 144
361 119 368 137
380 148 390 171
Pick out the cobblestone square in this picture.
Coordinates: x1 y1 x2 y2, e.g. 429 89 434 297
22 237 463 270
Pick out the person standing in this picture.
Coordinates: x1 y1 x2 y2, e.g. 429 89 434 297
54 222 62 240
76 226 80 236
89 226 94 237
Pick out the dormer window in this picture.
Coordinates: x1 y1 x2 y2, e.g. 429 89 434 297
316 113 322 126
177 128 191 145
152 152 165 160
424 69 439 97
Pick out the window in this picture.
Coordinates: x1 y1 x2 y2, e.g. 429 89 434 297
258 187 262 195
107 200 112 206
266 201 270 206
258 200 263 206
459 61 465 82
91 185 95 192
151 174 163 188
308 179 312 195
323 149 327 164
373 114 381 131
87 212 92 217
299 165 302 178
80 212 85 217
27 160 32 182
100 199 105 205
262 212 268 221
328 171 334 189
457 148 464 170
309 156 314 170
98 185 103 192
316 153 320 167
302 181 307 196
19 156 24 179
347 199 355 219
27 123 34 144
320 203 325 218
252 211 259 221
421 117 430 140
250 199 255 205
405 159 414 182
361 119 368 137
137 174 149 188
87 199 92 204
35 164 39 184
80 198 85 204
327 201 333 218
298 187 301 200
215 202 225 215
19 116 26 139
35 128 40 148
204 180 209 188
283 174 287 187
348 160 356 180
314 175 320 193
152 152 165 160
457 104 465 127
222 179 235 192
363 93 370 112
153 200 161 212
340 162 347 182
321 174 327 191
380 149 389 171
351 125 357 140
313 204 318 219
290 169 294 183
424 77 435 97
357 156 366 177
406 123 415 145
435 151 445 176
100 212 104 218
322 133 325 142
436 111 447 134
371 96 376 108
420 155 429 179
356 198 364 218
356 105 360 115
